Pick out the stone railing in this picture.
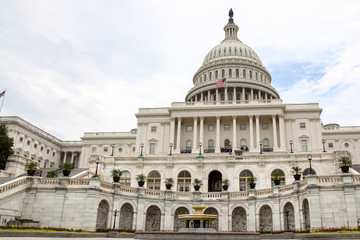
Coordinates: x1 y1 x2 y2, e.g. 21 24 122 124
201 192 222 199
173 192 193 199
229 191 249 199
68 179 90 186
118 185 137 194
144 189 165 198
279 184 294 193
255 188 273 196
38 179 60 185
0 177 29 196
317 176 343 184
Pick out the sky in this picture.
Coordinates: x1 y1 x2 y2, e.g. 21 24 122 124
1 0 360 140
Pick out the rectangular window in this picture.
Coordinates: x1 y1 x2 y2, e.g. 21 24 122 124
52 152 55 157
150 143 155 154
133 147 136 152
151 126 157 132
300 123 306 129
92 147 96 153
262 124 268 129
328 143 333 148
224 125 230 131
27 140 31 145
240 124 246 130
103 147 108 152
40 146 44 151
301 140 308 151
34 144 37 148
19 137 23 142
208 125 214 131
186 126 193 132
47 149 50 154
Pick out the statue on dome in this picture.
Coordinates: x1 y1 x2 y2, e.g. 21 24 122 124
228 8 234 24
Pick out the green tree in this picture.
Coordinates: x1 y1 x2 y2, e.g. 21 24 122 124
0 124 14 170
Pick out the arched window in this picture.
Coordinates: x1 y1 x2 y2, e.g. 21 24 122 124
241 139 247 150
209 72 212 80
303 168 317 178
208 139 214 153
229 69 232 78
148 171 161 190
263 138 269 151
204 74 207 82
177 171 191 192
215 70 218 79
255 72 258 80
234 47 237 53
186 140 192 152
236 69 239 78
221 69 225 78
229 93 233 100
224 48 226 54
271 169 285 186
229 47 231 53
240 48 242 54
249 71 252 79
239 170 253 191
221 94 225 101
218 48 221 55
120 171 131 186
243 69 246 78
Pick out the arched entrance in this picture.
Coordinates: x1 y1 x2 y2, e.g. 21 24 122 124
259 205 273 232
208 170 222 192
232 207 247 232
174 207 190 231
119 203 134 230
145 205 161 231
96 200 110 229
204 207 218 231
283 202 295 231
303 199 310 230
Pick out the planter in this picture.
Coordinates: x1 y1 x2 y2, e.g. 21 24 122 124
274 179 280 186
138 180 145 187
194 185 201 191
222 185 229 191
249 183 256 189
27 170 36 176
165 184 172 190
62 170 71 177
341 166 350 173
113 176 120 182
293 174 301 181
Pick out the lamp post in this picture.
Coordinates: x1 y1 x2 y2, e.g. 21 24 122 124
111 144 115 156
229 142 232 155
199 142 202 156
169 143 173 156
289 140 293 153
259 141 263 154
93 158 100 178
113 209 118 229
322 139 326 152
140 143 144 157
307 154 313 174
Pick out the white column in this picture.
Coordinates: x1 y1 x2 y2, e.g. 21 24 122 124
199 117 204 144
279 114 286 150
251 89 254 100
216 89 219 104
192 117 198 152
272 115 279 150
249 115 254 151
232 116 237 149
233 87 236 104
175 117 182 153
255 115 260 150
207 90 210 103
63 152 67 163
170 117 175 147
225 87 228 103
200 92 203 102
242 88 245 101
71 152 74 164
215 116 221 153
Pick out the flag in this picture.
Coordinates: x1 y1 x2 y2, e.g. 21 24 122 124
216 78 226 87
0 90 5 98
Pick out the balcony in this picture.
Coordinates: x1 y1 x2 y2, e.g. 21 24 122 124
180 149 192 154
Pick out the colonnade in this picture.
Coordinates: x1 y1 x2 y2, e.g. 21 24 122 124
61 151 81 168
171 114 286 154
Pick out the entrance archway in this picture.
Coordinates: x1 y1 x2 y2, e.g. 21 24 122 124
303 199 310 230
96 200 110 229
204 207 219 231
174 207 190 231
259 205 273 232
145 205 161 231
208 170 222 192
232 207 247 231
283 202 295 231
119 203 134 230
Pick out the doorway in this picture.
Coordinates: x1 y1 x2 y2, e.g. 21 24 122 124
208 170 222 192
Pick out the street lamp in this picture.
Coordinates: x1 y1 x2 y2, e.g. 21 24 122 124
169 143 173 156
111 144 115 156
140 143 144 157
199 142 202 156
92 158 100 178
259 141 263 154
229 142 232 155
322 139 326 152
113 209 118 229
307 154 313 174
289 140 293 153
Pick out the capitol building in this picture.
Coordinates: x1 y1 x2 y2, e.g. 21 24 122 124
1 10 360 233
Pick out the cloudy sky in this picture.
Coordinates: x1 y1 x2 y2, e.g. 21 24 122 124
1 0 360 140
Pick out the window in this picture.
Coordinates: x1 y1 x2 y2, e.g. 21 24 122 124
240 124 246 130
303 168 317 178
40 146 44 151
19 137 23 142
263 138 269 148
204 74 207 81
221 94 225 101
104 147 108 152
120 171 131 186
241 139 247 148
262 124 268 129
147 171 161 190
215 70 218 79
243 69 246 78
27 140 31 145
52 152 55 157
255 72 258 80
178 171 191 192
239 170 253 191
328 143 333 148
186 126 193 132
92 147 96 153
236 69 239 78
132 147 135 152
208 125 214 131
186 140 192 151
221 69 225 78
229 47 231 53
249 71 252 79
150 143 155 154
224 48 226 53
345 143 349 147
229 69 232 78
151 126 157 132
209 72 212 80
34 144 37 148
208 139 214 152
301 140 308 151
224 125 230 131
118 147 123 152
229 93 233 100
271 169 285 186
300 123 306 129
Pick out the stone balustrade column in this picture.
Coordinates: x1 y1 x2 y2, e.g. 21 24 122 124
255 115 260 149
175 117 182 153
199 117 204 145
249 115 254 151
216 116 221 153
170 117 175 147
279 114 286 150
272 115 279 150
232 116 237 149
192 117 198 152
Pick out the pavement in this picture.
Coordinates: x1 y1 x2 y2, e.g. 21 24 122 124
0 238 135 240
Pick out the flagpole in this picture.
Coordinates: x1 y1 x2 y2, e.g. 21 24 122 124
0 90 6 114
